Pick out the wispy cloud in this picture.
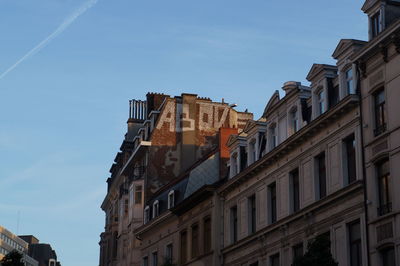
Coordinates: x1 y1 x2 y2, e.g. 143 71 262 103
0 0 99 80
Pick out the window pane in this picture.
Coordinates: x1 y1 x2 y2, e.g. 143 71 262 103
204 217 212 253
180 231 187 263
191 225 199 258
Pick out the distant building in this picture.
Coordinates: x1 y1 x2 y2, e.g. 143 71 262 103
0 226 38 266
19 235 61 266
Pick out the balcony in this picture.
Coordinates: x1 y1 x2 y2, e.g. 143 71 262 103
374 123 387 136
378 202 392 216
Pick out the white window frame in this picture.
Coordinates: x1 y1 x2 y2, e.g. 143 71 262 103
152 200 159 218
168 190 175 209
317 89 325 115
345 68 354 95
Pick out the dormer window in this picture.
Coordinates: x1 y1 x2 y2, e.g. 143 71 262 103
152 200 159 218
317 89 325 115
345 68 354 94
371 10 382 38
144 206 150 224
168 190 175 209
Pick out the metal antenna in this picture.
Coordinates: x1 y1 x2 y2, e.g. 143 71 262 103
17 210 20 235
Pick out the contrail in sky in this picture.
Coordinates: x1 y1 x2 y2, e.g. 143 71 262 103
0 0 98 80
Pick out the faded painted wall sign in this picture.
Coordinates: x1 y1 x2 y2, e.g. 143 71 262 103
156 101 230 132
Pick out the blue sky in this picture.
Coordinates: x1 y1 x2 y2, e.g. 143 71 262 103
0 0 366 265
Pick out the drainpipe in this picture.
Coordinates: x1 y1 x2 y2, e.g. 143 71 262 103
356 61 371 266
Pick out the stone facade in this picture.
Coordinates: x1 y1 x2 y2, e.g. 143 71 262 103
99 1 400 266
99 93 252 266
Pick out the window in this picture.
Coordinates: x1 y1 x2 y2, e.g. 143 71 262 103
152 201 159 218
381 246 395 266
270 253 280 266
249 139 257 164
346 68 354 94
152 251 158 266
135 185 143 204
248 195 256 234
290 108 299 134
168 190 175 209
269 124 277 149
180 230 187 264
374 89 386 136
144 206 150 224
143 256 149 266
290 168 300 213
204 217 212 253
240 146 248 171
344 134 357 184
317 89 325 115
348 220 362 266
230 206 238 243
191 224 199 258
328 78 339 108
316 152 327 199
377 159 392 216
292 243 303 262
230 152 238 178
268 183 277 224
371 11 382 38
166 244 173 264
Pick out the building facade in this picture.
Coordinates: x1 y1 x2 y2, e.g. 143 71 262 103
99 93 252 266
0 226 38 266
19 235 61 266
99 1 400 266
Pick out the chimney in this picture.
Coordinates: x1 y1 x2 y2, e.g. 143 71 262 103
126 100 147 141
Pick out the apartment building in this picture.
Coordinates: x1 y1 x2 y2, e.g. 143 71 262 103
99 1 400 266
354 1 400 265
99 93 252 266
0 226 38 266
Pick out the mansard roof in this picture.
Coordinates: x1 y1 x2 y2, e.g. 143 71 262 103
332 39 368 59
262 90 280 118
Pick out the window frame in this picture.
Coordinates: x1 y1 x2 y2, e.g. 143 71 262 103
315 152 327 199
377 158 392 216
152 200 159 219
191 223 199 258
248 194 256 234
290 168 300 213
348 220 362 266
268 182 277 224
343 133 357 185
168 190 175 209
373 88 386 136
203 216 212 253
230 205 238 244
